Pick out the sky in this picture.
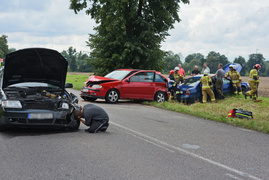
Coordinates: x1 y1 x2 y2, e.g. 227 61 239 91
1 0 269 62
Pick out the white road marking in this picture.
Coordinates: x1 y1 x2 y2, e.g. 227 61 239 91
111 122 263 180
226 173 244 180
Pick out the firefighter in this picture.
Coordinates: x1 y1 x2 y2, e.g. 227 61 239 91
245 64 261 100
169 67 184 101
200 73 215 103
225 65 242 95
168 70 175 101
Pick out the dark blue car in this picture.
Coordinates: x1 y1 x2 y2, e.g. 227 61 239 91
178 63 250 103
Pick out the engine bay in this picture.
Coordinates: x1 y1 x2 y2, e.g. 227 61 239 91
3 87 70 110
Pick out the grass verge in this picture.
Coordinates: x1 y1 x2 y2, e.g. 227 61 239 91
66 74 89 90
144 95 269 134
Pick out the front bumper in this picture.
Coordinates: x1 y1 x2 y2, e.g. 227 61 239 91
0 109 76 128
80 87 106 99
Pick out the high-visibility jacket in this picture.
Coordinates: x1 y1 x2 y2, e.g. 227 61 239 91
225 70 241 83
249 69 259 83
200 75 213 89
174 72 184 84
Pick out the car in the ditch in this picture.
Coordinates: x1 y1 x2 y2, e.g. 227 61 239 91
80 69 169 103
177 63 250 103
0 48 80 130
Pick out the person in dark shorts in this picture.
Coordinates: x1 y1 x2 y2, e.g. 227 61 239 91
73 104 109 133
191 66 200 76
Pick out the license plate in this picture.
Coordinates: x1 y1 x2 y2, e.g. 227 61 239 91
28 113 53 119
82 88 88 92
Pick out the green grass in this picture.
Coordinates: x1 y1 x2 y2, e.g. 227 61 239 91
66 74 89 90
144 95 269 134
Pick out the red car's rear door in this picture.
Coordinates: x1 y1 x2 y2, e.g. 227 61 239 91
121 72 155 99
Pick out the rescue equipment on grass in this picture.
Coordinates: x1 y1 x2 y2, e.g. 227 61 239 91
228 108 253 119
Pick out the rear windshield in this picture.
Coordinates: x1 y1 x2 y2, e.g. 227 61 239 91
184 78 200 87
105 70 134 80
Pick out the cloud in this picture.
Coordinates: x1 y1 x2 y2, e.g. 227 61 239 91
1 0 95 52
162 0 269 61
1 0 269 61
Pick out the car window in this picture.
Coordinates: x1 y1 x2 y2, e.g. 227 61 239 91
130 72 146 82
155 74 165 82
8 82 59 88
223 78 230 84
184 78 200 87
105 70 133 80
145 72 154 82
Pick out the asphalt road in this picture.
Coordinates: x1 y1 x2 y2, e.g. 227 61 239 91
0 89 268 180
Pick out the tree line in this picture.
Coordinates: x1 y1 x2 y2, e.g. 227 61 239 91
163 51 269 76
1 34 269 76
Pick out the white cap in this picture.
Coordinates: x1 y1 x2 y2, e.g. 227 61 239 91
174 67 180 71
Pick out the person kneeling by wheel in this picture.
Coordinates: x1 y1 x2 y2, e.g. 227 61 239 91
73 104 109 133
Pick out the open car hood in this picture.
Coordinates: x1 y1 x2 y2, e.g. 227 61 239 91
223 63 242 74
85 75 118 84
3 48 68 90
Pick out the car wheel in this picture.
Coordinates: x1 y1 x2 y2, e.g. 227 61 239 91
105 89 119 103
67 115 81 131
155 91 166 103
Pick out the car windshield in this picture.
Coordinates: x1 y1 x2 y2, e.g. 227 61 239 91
105 70 132 80
8 82 60 89
184 78 201 87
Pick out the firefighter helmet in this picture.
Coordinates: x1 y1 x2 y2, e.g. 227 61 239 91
169 70 175 75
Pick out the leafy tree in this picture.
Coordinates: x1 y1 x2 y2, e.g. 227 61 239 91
77 51 92 72
163 51 182 73
8 48 16 54
184 53 204 64
70 0 190 76
61 47 92 72
247 53 266 74
61 47 78 71
205 51 230 73
185 59 201 74
0 35 9 58
234 56 247 75
263 61 269 76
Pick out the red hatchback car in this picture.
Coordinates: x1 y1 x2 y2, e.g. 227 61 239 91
80 69 169 103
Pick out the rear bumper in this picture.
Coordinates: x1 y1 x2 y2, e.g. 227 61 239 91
0 109 76 128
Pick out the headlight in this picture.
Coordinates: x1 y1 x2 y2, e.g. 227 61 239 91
2 100 22 108
61 102 69 109
92 84 102 88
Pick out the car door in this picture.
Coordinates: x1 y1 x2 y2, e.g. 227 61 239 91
222 78 233 94
121 72 155 99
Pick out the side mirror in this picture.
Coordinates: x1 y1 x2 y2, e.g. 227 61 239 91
65 83 73 88
126 79 130 82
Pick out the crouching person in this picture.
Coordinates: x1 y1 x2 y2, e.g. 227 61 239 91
73 104 109 133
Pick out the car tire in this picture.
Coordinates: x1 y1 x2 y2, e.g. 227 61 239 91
155 91 166 103
105 89 120 103
68 118 81 132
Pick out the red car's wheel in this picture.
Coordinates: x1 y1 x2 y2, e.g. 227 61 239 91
155 91 166 103
105 89 119 103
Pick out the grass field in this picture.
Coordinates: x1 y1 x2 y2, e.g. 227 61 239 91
66 74 89 90
66 72 269 134
144 96 269 134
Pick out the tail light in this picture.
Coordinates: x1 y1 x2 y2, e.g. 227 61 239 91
186 89 191 95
